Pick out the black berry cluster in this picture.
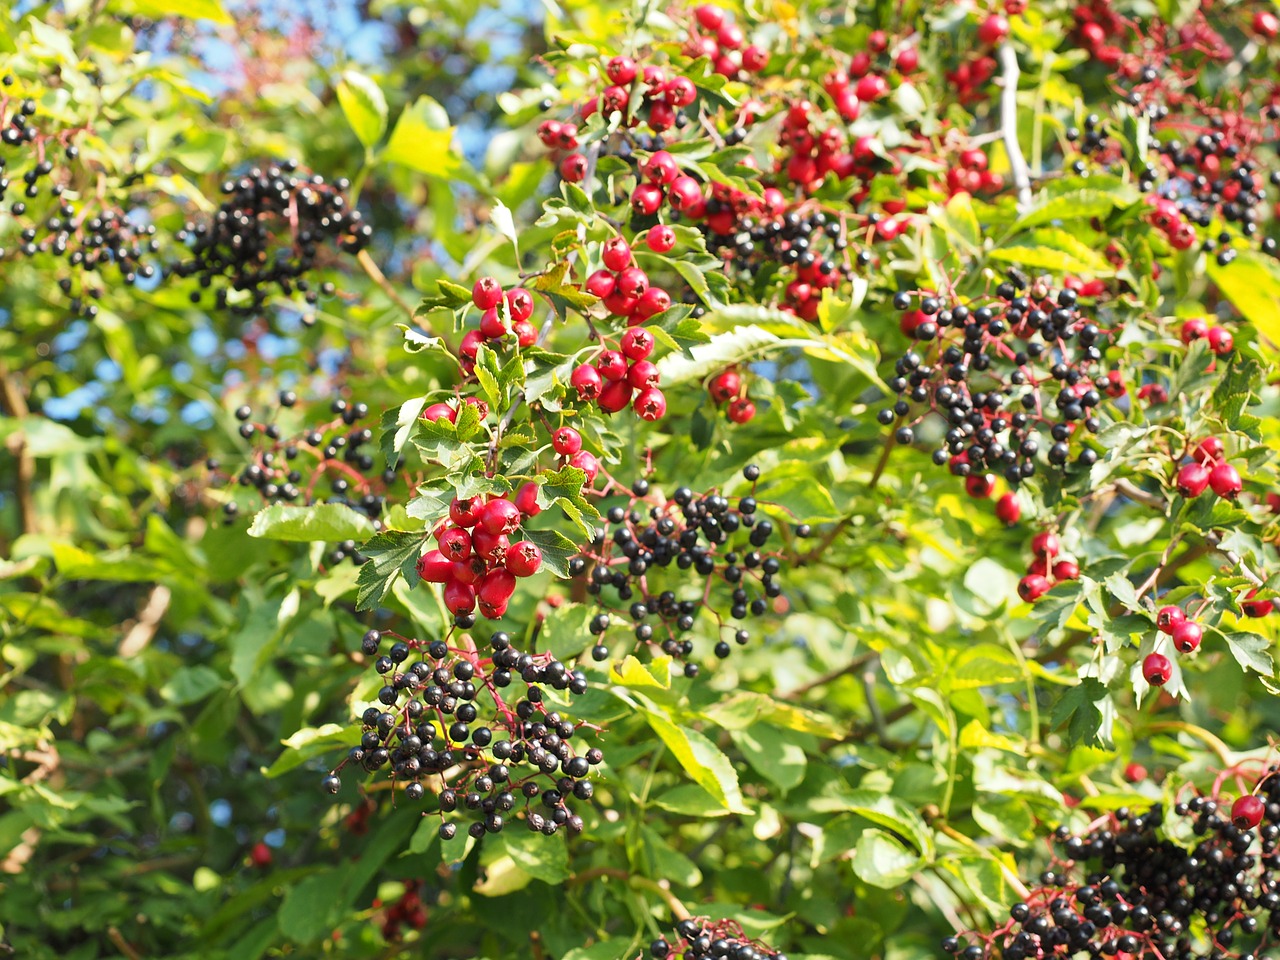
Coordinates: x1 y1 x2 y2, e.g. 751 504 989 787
881 274 1115 490
647 917 789 960
323 629 600 840
571 465 808 676
943 768 1280 960
173 159 368 318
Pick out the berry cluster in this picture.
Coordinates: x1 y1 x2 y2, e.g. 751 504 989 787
460 275 539 359
684 5 771 82
943 768 1280 960
1174 436 1243 502
880 275 1114 492
373 880 428 941
210 394 387 549
173 160 368 318
323 629 598 839
415 494 544 622
570 466 806 676
646 917 787 960
1016 531 1080 603
708 368 756 424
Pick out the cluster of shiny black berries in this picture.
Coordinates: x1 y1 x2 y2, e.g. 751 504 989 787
648 918 788 960
942 770 1280 960
209 394 392 552
881 274 1112 488
173 160 368 317
1065 114 1116 172
322 630 599 840
570 466 808 676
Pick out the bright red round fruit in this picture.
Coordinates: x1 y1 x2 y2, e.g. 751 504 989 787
995 492 1021 526
1207 326 1234 355
634 386 667 421
552 426 583 456
471 276 502 311
727 397 756 423
1156 605 1185 635
1175 461 1210 498
505 287 534 322
646 225 677 253
626 359 661 389
437 526 472 562
570 364 603 400
854 74 889 102
504 540 543 577
421 402 457 423
479 497 522 536
449 496 484 528
249 842 273 868
514 481 542 517
1031 531 1061 558
1142 652 1173 686
1052 560 1080 581
569 450 601 485
709 369 742 404
597 378 634 413
1232 794 1266 830
621 327 655 361
1243 589 1275 618
1208 462 1242 499
1171 620 1202 653
602 236 632 271
417 549 453 583
1017 574 1051 602
644 150 679 184
977 14 1010 45
443 579 476 615
1194 436 1223 464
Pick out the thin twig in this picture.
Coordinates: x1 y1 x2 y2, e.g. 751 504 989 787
998 42 1033 212
1205 530 1266 588
356 249 415 319
778 652 875 698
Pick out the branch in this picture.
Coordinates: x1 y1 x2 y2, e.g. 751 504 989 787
119 585 172 657
998 42 1033 212
1205 530 1266 588
356 249 415 320
0 361 36 537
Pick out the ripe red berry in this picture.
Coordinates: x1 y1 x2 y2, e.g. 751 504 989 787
606 55 637 85
569 450 601 485
1180 317 1209 343
459 328 484 362
551 426 583 456
480 498 522 536
417 549 453 583
1052 560 1080 581
631 286 671 323
437 526 472 562
452 557 482 585
472 276 502 310
995 492 1021 526
443 579 476 615
644 150 680 184
649 100 677 130
449 496 484 528
663 76 697 108
514 481 541 517
727 397 756 423
854 74 889 102
646 225 676 253
1123 762 1147 783
709 369 742 404
977 14 1010 45
717 20 744 49
504 540 543 577
633 386 667 421
602 237 632 271
479 307 508 339
560 153 588 182
1156 605 1186 635
833 87 861 120
1194 437 1224 464
1031 531 1061 558
1176 462 1211 498
570 364 603 400
585 269 617 299
1243 589 1274 618
621 327 655 361
597 350 628 382
627 359 661 389
896 46 919 73
668 175 703 210
471 528 509 562
631 182 664 216
1017 574 1051 602
513 320 538 347
1233 794 1266 829
1207 326 1234 355
249 842 273 868
1208 462 1242 499
602 290 638 316
1254 10 1279 38
505 287 534 323
421 402 457 423
597 378 634 413
616 266 650 299
694 4 725 30
1142 652 1173 686
1171 621 1202 653
742 44 769 71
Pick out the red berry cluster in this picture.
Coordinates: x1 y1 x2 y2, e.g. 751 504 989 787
417 495 543 622
820 28 918 123
685 5 771 81
1179 317 1235 357
1071 0 1130 64
1016 531 1080 603
1174 436 1242 502
374 880 428 941
323 629 599 840
946 145 1005 198
459 276 540 360
708 368 756 424
583 234 673 325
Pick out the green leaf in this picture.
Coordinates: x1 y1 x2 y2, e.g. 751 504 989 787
335 69 388 148
1207 250 1280 347
278 871 348 943
264 723 358 778
384 96 479 187
1051 678 1112 748
537 602 595 661
520 528 581 579
1216 628 1274 676
247 503 376 543
160 666 223 705
534 465 601 538
355 531 425 611
938 193 981 253
490 199 519 257
498 828 569 884
733 724 806 791
129 0 231 24
644 712 751 815
1010 186 1137 232
851 828 926 889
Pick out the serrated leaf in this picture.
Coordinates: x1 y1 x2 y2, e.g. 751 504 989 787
1216 628 1274 676
355 531 425 611
247 503 376 542
520 528 581 579
335 69 387 148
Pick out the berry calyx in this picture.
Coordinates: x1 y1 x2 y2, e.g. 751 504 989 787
1156 605 1185 635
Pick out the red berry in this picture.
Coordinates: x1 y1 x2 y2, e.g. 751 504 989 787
854 74 889 102
505 540 543 577
597 378 634 413
1142 652 1172 686
977 14 1010 45
480 498 522 536
1176 461 1211 498
694 4 725 30
514 320 538 347
621 327 655 361
449 496 484 528
1208 462 1242 499
452 557 483 585
616 266 650 299
649 101 676 130
1207 326 1234 355
717 21 744 49
644 150 679 184
1172 621 1202 653
631 286 672 324
727 397 756 423
1157 605 1186 635
663 76 697 108
709 369 742 404
417 549 453 583
1031 531 1061 558
631 182 664 216
995 492 1021 526
505 288 534 322
896 46 919 73
1180 317 1209 343
626 359 661 389
551 426 582 456
964 473 995 499
1232 794 1266 829
1053 560 1080 581
437 526 472 562
472 276 502 310
597 350 628 382
1123 762 1147 783
1018 574 1051 602
633 386 667 421
249 842 273 868
471 528 509 563
602 237 632 271
602 290 638 316
569 450 600 485
1254 10 1279 38
570 364 603 400
1194 437 1223 464
560 153 588 182
514 482 541 517
742 45 769 71
443 579 476 615
585 269 617 299
668 175 703 210
421 402 456 423
646 225 676 253
606 55 637 85
459 328 484 362
479 307 508 339
1243 589 1274 618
